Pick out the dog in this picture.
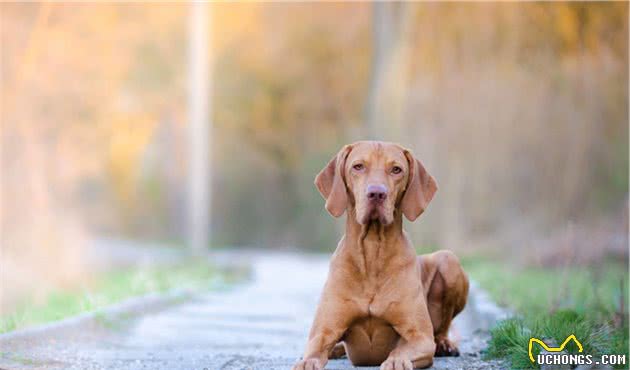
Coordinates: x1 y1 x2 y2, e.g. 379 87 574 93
292 141 469 370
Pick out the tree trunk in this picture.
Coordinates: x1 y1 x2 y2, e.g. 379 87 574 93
364 2 415 142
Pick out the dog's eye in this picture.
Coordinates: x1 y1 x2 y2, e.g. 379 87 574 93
352 163 365 171
391 166 403 174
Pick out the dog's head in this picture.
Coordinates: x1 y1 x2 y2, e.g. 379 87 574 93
315 141 437 225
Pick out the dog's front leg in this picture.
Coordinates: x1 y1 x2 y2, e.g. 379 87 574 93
382 304 436 369
381 334 435 370
292 295 358 370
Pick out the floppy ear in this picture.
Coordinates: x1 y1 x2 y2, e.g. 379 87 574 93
401 150 438 221
314 145 352 217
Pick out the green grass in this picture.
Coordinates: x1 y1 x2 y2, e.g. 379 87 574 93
460 256 628 369
0 259 243 333
486 310 625 369
462 257 627 316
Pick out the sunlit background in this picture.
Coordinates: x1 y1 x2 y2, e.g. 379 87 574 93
1 2 628 326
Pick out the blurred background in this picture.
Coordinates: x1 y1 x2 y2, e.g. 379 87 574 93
1 2 628 323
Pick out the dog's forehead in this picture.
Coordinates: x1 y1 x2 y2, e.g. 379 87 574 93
349 141 407 164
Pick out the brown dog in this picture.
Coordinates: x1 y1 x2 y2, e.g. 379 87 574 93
293 141 469 370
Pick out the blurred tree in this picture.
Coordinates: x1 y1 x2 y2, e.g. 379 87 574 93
186 1 211 253
365 2 415 141
1 2 626 269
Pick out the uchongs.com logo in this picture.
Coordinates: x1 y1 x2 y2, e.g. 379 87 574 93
528 334 626 367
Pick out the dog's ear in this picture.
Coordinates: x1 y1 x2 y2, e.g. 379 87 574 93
401 150 438 221
315 145 353 217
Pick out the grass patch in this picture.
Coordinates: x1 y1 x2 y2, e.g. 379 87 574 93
486 310 625 369
462 257 627 316
460 256 628 369
0 259 244 333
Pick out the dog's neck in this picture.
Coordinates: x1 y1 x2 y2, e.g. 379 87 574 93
343 207 405 276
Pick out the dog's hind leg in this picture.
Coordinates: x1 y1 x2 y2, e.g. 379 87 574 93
419 250 469 357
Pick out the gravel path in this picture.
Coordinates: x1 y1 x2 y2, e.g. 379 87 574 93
0 252 506 370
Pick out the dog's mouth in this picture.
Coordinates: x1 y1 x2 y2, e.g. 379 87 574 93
360 205 391 225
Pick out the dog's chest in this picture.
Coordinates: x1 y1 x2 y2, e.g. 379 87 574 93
336 240 420 319
354 274 403 318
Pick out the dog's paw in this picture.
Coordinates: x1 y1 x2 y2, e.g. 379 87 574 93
292 358 323 370
380 357 413 370
435 337 460 357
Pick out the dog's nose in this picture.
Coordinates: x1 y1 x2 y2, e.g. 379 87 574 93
366 184 388 202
